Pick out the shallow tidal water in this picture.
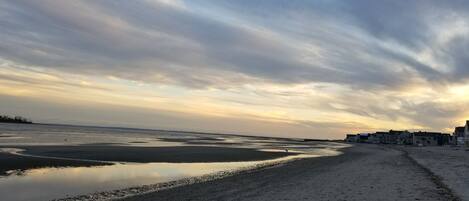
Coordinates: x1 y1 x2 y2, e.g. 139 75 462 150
0 155 319 201
0 123 347 201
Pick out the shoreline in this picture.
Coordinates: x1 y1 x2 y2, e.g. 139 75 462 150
0 122 347 201
55 152 316 201
0 122 339 143
0 145 298 176
120 144 456 201
1 135 464 201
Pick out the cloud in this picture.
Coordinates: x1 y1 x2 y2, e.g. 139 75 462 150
0 0 454 90
2 0 469 137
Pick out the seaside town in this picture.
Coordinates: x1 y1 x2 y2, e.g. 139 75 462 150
345 120 469 146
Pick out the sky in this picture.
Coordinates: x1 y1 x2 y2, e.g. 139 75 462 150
2 0 469 139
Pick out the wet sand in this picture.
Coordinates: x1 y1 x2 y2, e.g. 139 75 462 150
122 144 457 201
0 152 110 176
0 145 296 176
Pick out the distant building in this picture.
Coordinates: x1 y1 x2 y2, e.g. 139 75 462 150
395 130 412 145
440 133 454 145
383 130 400 144
346 130 453 146
465 121 469 146
452 121 469 146
454 126 465 137
374 132 387 144
357 133 370 143
345 133 373 143
454 126 465 145
412 131 451 146
368 133 378 144
412 132 437 146
345 134 357 142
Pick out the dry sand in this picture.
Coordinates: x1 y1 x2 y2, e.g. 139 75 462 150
122 144 456 201
402 146 469 200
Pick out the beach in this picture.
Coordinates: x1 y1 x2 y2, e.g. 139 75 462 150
0 123 464 201
0 143 464 201
1 123 347 201
401 146 469 200
122 144 456 201
4 1 469 201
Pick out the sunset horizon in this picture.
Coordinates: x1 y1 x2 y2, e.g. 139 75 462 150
3 1 469 139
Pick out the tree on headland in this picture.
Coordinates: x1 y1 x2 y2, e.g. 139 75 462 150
0 115 33 124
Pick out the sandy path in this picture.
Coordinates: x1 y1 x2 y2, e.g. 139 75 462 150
402 146 469 200
122 144 455 201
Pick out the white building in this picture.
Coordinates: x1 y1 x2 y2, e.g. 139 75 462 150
465 121 469 146
454 126 465 146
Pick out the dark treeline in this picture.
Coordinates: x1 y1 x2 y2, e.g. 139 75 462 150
0 115 33 124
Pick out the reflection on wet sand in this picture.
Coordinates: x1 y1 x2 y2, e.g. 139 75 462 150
0 153 330 201
0 123 349 201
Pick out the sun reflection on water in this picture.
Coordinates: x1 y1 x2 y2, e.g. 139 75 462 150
0 149 347 201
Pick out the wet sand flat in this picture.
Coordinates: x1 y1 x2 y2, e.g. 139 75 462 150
122 144 455 201
0 152 110 176
7 145 296 162
0 145 296 176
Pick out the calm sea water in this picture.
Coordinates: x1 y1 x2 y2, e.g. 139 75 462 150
0 123 347 201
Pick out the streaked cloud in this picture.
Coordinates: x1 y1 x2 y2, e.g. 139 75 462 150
2 0 469 138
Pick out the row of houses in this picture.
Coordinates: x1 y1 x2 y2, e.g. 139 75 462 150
346 120 469 146
345 130 453 146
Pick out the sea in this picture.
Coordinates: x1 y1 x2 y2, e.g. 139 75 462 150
0 123 348 201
